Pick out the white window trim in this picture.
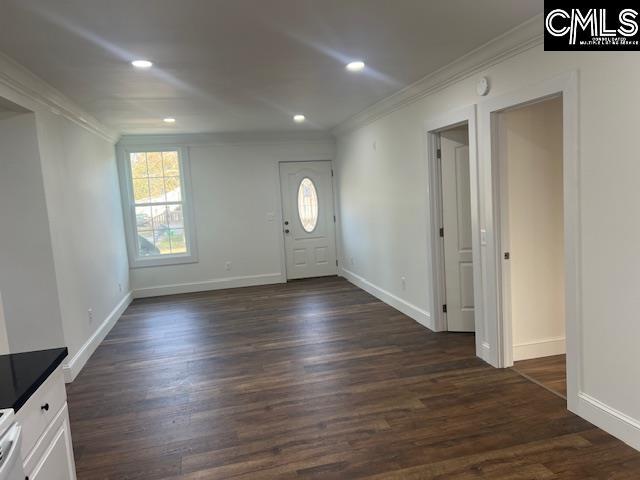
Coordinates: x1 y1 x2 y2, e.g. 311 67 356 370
117 145 198 268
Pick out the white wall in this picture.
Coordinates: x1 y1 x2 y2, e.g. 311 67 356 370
0 292 8 355
335 18 640 448
36 112 130 365
499 97 565 361
338 117 432 322
118 134 336 297
1 52 128 380
0 111 65 352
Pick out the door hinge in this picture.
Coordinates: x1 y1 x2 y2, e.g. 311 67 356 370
336 259 339 267
442 304 447 313
504 252 510 260
331 169 334 177
439 227 444 238
333 215 336 223
436 148 441 159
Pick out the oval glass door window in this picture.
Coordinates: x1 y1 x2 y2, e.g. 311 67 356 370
297 177 319 232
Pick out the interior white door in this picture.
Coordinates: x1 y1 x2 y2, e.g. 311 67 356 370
280 161 337 280
441 129 475 332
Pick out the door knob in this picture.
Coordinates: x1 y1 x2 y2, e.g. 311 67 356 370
285 229 290 234
284 221 289 225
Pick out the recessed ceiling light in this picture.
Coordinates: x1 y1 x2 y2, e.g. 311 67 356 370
346 61 365 72
131 59 153 68
293 114 306 123
163 117 176 124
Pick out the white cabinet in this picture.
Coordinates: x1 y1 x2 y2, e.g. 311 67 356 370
15 366 77 480
27 408 75 480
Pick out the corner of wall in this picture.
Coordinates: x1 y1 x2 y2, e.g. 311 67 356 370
339 267 433 331
62 291 133 383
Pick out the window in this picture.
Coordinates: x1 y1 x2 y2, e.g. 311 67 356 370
297 177 319 232
120 147 197 267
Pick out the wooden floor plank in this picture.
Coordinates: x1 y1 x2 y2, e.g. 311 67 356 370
67 277 639 479
513 354 567 399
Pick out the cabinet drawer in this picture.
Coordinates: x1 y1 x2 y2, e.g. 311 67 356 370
15 366 67 459
24 402 77 480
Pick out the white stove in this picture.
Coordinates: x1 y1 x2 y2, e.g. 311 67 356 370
0 408 25 480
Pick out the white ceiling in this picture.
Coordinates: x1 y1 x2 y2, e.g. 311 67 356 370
0 0 542 135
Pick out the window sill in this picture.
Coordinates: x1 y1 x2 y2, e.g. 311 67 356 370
130 253 198 269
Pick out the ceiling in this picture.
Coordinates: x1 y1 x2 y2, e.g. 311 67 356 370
0 0 543 135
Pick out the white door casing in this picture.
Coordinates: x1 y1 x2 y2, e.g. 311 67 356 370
424 106 483 357
441 129 475 332
478 72 579 411
280 161 337 280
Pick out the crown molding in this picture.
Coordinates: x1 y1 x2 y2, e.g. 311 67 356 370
333 14 544 136
117 130 336 147
0 51 118 143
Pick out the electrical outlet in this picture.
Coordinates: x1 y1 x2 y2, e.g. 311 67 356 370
225 261 232 271
118 283 123 293
401 276 407 290
87 308 94 324
266 212 275 222
350 257 355 266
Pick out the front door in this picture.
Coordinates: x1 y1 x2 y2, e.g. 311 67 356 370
280 161 337 280
441 128 475 332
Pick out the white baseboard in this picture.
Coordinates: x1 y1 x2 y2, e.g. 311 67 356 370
340 268 432 330
63 291 133 383
576 392 640 451
133 272 285 299
513 337 566 361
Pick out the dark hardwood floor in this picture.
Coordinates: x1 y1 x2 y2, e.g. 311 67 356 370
513 354 567 399
67 277 640 479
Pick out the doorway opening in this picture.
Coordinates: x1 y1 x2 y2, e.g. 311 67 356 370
426 106 484 358
493 95 567 399
279 160 338 280
426 111 482 344
438 124 475 333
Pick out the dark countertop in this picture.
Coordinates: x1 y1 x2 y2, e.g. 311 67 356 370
0 347 68 412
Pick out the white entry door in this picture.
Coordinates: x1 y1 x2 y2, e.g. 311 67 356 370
441 129 475 332
280 161 337 280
